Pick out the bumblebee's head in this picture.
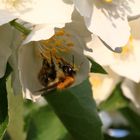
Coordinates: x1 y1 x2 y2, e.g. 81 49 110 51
62 64 76 76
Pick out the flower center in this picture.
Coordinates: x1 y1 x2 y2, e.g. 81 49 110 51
39 29 74 61
37 29 78 91
3 0 34 11
90 75 103 88
5 0 20 6
103 0 112 3
114 35 134 60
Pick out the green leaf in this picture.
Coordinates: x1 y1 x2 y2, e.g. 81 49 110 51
119 107 140 134
44 79 103 140
0 64 12 139
26 105 70 140
88 57 108 74
100 83 129 111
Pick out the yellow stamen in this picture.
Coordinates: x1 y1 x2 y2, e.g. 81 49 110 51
104 0 112 3
55 29 65 36
114 35 134 59
39 29 74 59
122 35 133 54
5 0 19 6
90 75 102 88
67 42 74 47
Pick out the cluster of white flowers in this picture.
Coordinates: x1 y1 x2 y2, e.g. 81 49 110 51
0 0 140 106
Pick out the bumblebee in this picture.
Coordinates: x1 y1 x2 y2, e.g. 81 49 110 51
38 54 77 92
38 54 56 87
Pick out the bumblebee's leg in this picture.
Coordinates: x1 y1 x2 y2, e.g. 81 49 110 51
35 79 61 94
57 76 75 90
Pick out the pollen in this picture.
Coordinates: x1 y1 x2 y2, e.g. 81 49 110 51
67 42 74 47
55 29 65 36
122 35 133 54
57 76 75 90
39 29 75 60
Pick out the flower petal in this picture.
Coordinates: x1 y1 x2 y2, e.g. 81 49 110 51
65 9 92 42
18 43 43 101
121 79 140 108
127 0 140 19
110 62 140 83
8 30 23 95
0 24 13 78
85 3 130 50
89 69 121 105
129 18 140 40
84 35 115 65
110 38 140 83
20 0 74 24
23 24 64 45
73 0 93 17
0 10 17 25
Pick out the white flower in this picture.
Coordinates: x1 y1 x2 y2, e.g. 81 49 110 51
0 24 23 95
89 68 121 105
121 79 140 108
18 26 90 101
0 0 74 25
86 18 140 83
23 9 91 46
0 24 13 78
74 0 140 50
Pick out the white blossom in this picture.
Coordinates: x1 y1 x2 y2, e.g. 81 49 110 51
86 18 140 83
89 68 121 105
19 25 90 101
122 79 140 108
0 0 74 25
0 24 13 78
74 0 140 50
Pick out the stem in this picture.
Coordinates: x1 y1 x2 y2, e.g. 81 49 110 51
10 20 31 35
